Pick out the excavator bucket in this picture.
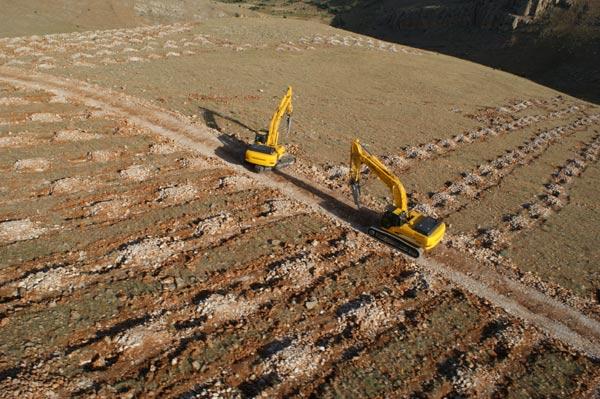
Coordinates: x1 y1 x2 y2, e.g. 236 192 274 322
351 182 361 209
286 115 292 136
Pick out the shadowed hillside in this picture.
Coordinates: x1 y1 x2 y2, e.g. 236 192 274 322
328 0 600 103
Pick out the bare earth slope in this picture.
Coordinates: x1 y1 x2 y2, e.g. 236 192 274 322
0 10 599 399
10 15 594 309
1 63 599 398
0 0 243 37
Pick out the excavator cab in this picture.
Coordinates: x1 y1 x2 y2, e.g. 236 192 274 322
380 208 408 228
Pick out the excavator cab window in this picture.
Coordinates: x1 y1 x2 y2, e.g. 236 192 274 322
254 132 267 144
381 210 407 228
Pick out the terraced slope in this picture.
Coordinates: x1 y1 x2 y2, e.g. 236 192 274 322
0 65 598 397
0 14 599 399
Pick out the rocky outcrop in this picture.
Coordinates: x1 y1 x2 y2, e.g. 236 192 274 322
376 0 575 32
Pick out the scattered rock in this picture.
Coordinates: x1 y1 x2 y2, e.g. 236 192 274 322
463 173 483 186
261 198 302 216
0 219 46 244
0 136 34 148
194 212 232 236
412 203 438 218
149 142 181 154
54 129 101 141
218 175 254 189
113 237 181 269
115 319 168 352
119 164 153 182
0 97 30 106
508 215 530 231
50 177 95 194
88 199 130 219
431 192 453 207
86 150 121 162
29 113 62 123
196 293 257 322
14 158 50 172
156 184 197 204
528 204 551 220
326 165 349 180
478 228 507 250
264 339 322 379
48 95 69 104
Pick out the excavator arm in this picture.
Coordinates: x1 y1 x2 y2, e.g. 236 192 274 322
350 138 408 212
265 86 293 148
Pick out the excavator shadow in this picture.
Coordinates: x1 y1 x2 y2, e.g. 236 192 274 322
200 107 256 170
201 107 257 135
202 107 379 231
215 132 246 166
272 168 379 231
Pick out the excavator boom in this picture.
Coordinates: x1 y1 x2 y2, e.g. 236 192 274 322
266 86 293 147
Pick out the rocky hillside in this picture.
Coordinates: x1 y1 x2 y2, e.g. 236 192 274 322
336 0 577 32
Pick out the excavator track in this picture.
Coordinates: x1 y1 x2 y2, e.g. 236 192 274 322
367 226 423 258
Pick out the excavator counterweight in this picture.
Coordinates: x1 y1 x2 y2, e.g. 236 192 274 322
244 86 294 172
349 138 446 257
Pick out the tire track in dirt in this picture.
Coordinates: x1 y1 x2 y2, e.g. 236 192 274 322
310 301 493 398
1 66 598 360
407 326 540 397
1 195 313 303
0 164 245 251
163 260 441 398
0 188 273 304
243 294 450 398
274 293 486 398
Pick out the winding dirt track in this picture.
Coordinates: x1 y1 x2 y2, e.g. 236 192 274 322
1 65 598 359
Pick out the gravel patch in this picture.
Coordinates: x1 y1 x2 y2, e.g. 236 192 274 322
0 219 46 244
119 164 154 182
14 158 50 172
156 184 197 204
50 177 95 194
29 113 62 122
54 129 101 141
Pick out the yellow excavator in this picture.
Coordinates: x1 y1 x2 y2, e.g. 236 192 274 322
244 86 295 172
350 138 446 258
